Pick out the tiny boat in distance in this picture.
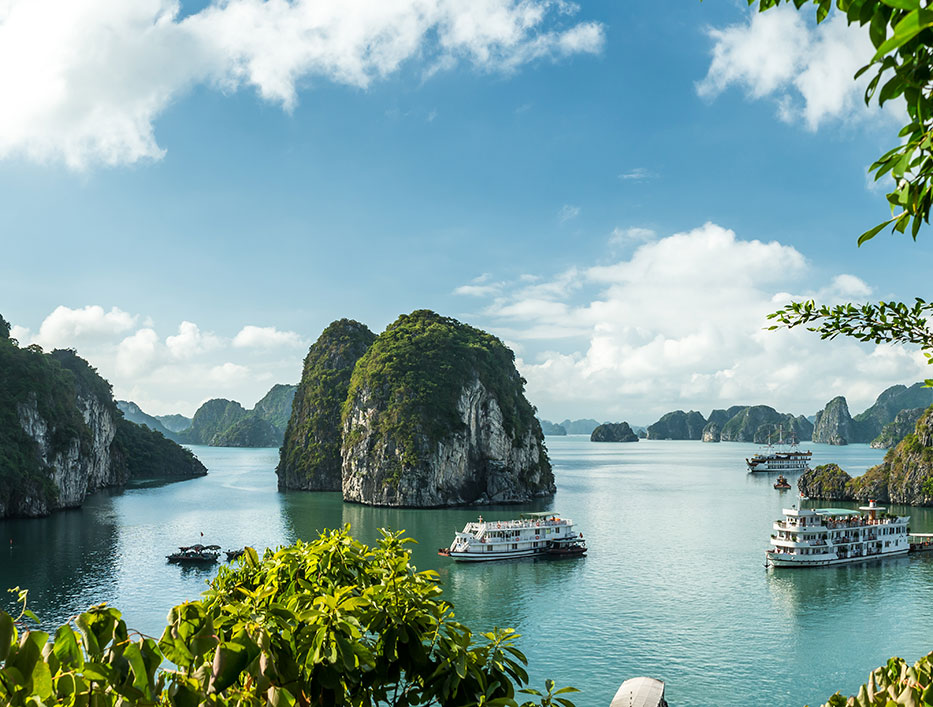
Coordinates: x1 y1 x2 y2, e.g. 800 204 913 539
773 474 791 490
438 512 586 562
166 544 221 564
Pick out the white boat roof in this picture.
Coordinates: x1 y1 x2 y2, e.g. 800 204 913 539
610 677 665 707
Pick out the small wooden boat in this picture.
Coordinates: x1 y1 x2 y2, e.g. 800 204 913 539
167 544 220 564
225 548 245 562
773 474 791 490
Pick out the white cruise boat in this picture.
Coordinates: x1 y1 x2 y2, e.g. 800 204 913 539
438 512 585 562
746 448 812 472
766 500 909 568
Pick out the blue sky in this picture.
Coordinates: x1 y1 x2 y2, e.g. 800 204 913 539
2 0 931 422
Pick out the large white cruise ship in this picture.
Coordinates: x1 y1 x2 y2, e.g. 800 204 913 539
746 428 812 472
438 512 585 562
766 500 910 568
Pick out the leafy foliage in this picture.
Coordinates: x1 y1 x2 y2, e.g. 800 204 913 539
750 0 933 245
766 299 933 385
0 527 577 707
278 319 377 489
343 310 543 469
811 652 933 706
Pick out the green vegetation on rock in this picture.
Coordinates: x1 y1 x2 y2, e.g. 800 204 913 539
800 407 933 505
277 319 377 491
179 385 297 447
0 339 87 512
0 527 576 707
344 310 541 468
871 407 925 449
538 419 567 436
590 422 638 443
111 418 206 480
647 410 706 440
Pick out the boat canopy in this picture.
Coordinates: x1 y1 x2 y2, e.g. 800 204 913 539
813 508 862 517
520 511 558 519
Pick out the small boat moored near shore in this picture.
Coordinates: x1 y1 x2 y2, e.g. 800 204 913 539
167 544 221 564
774 474 791 490
438 512 585 562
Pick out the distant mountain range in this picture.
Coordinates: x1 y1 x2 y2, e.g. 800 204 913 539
120 383 297 448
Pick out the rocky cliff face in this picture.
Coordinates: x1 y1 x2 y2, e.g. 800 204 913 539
340 310 553 507
701 406 747 442
871 408 925 449
799 407 933 505
647 410 706 440
0 339 205 519
590 422 638 442
277 319 377 491
538 419 567 436
854 382 933 440
343 375 553 506
812 396 859 445
14 390 122 516
718 405 812 443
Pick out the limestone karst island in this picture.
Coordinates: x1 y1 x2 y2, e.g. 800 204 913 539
11 1 933 706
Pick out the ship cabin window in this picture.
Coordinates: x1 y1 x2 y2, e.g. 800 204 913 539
512 543 518 550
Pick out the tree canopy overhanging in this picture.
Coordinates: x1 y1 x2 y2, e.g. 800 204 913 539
744 1 933 374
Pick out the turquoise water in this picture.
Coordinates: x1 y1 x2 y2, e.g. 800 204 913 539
3 438 933 707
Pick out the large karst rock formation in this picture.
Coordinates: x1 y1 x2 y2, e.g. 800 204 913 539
278 311 554 506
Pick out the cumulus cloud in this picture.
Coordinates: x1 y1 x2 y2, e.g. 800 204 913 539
0 0 604 168
12 305 305 415
697 7 882 130
463 222 930 421
166 321 222 358
32 305 137 350
232 325 304 349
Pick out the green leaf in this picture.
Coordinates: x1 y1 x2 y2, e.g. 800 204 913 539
858 217 898 246
873 9 933 60
0 612 14 662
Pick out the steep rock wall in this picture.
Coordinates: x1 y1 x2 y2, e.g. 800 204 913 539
342 376 553 507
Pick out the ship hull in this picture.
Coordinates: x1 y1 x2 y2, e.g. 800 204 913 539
766 548 908 568
445 547 549 562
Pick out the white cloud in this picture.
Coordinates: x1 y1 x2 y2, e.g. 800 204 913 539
116 328 160 377
0 0 604 169
698 7 882 130
618 167 655 181
558 204 580 223
232 325 304 349
609 226 655 246
463 222 930 421
209 362 250 384
32 305 137 350
166 320 222 358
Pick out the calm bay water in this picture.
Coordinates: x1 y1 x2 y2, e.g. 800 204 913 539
3 437 933 706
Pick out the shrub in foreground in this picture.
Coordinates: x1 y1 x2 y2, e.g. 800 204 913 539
0 527 578 706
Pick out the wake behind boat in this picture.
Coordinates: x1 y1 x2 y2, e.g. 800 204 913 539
438 512 586 562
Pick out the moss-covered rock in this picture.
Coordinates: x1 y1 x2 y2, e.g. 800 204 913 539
277 319 377 491
870 407 925 449
341 310 553 507
799 407 933 505
590 422 639 442
0 324 205 519
797 464 853 501
646 410 706 440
